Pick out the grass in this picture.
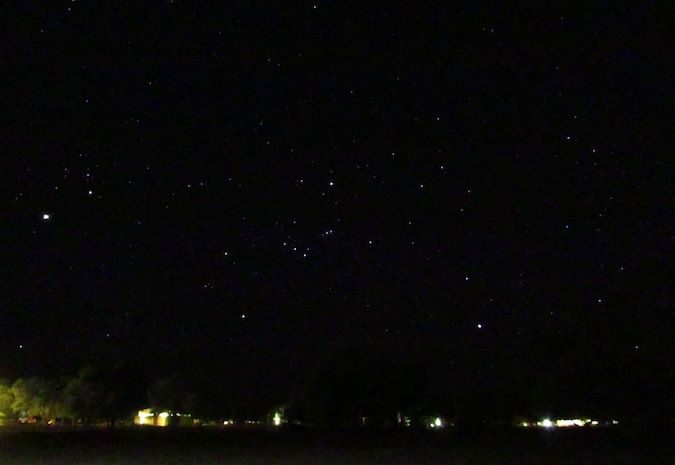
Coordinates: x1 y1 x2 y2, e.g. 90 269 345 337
0 426 671 464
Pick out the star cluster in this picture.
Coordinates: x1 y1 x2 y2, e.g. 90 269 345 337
1 3 671 400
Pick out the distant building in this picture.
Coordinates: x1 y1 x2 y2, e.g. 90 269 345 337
134 408 197 427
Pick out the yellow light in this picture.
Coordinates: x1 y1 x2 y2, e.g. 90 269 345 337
159 412 170 419
556 419 575 427
521 422 529 427
273 413 282 426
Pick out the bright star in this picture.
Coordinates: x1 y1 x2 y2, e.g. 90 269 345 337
42 213 50 220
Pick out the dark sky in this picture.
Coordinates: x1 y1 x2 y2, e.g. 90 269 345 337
1 2 672 407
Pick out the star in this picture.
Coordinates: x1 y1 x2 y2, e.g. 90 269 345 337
42 213 50 220
477 323 482 329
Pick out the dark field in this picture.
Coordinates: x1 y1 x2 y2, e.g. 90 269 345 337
0 427 672 465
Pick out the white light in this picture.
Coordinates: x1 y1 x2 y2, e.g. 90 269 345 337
591 420 599 425
42 214 50 220
541 419 553 428
240 314 246 319
477 324 482 329
137 409 155 425
434 417 442 427
88 190 93 195
273 413 282 426
159 412 169 419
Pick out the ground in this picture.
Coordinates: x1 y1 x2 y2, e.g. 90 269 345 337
0 427 671 464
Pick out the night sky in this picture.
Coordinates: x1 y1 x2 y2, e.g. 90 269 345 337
2 3 672 411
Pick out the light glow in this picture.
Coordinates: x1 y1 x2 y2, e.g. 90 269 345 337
556 419 574 427
137 409 154 425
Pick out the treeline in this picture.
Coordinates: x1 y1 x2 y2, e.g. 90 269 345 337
285 340 674 429
1 338 672 429
0 364 145 427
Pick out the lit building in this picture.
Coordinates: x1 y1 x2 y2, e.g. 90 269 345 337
521 418 617 428
134 408 196 427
